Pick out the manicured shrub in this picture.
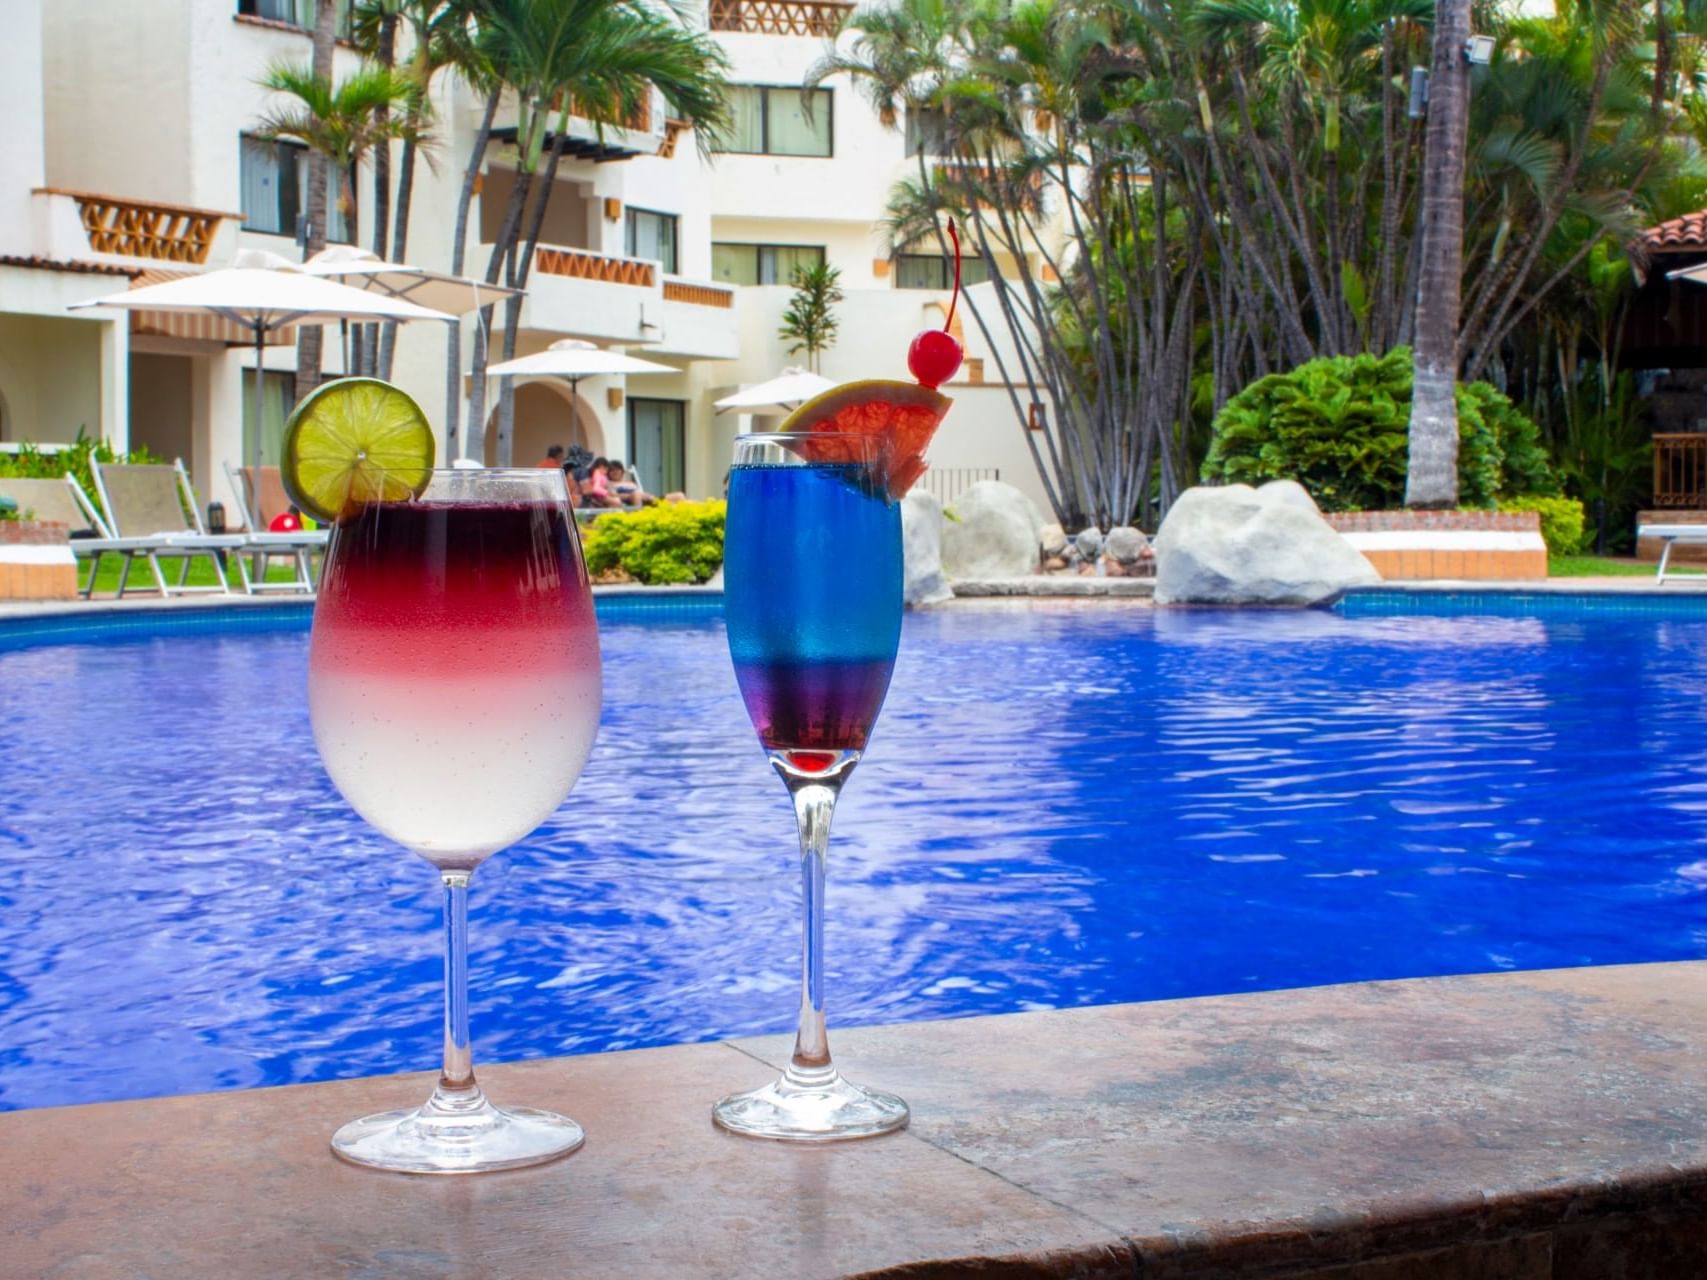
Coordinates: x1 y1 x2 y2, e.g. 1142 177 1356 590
1201 348 1558 511
1498 495 1587 557
0 432 161 499
582 500 726 585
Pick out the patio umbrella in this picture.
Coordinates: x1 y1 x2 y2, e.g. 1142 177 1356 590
296 245 525 314
70 249 455 476
486 338 676 396
713 367 835 416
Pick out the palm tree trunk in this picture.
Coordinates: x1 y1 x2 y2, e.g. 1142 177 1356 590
294 0 338 405
495 132 569 465
1405 0 1471 509
377 133 416 379
365 8 398 378
444 87 501 462
467 163 535 461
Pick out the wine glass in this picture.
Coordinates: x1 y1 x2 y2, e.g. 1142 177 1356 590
714 432 909 1141
307 468 602 1174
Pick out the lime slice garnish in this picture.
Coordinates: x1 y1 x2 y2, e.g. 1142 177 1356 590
281 377 436 523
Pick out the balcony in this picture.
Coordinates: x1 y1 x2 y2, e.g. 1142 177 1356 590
30 188 241 268
519 244 737 359
1654 433 1706 508
708 0 854 36
490 90 666 164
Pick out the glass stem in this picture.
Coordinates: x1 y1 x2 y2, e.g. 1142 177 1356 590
786 778 840 1086
436 871 479 1100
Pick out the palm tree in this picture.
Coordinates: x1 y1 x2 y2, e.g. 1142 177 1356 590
1405 0 1472 508
292 0 341 404
462 0 730 464
778 263 844 372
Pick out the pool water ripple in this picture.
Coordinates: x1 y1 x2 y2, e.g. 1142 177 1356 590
4 603 1707 1108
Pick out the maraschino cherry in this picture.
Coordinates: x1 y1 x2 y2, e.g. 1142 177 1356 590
906 220 966 389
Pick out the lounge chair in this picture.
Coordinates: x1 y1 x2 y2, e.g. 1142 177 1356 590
0 474 171 600
89 459 246 597
224 462 327 595
1636 521 1707 583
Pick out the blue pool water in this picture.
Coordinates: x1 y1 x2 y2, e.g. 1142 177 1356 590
4 599 1707 1110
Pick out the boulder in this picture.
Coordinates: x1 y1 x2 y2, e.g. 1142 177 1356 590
1073 528 1103 561
942 481 1044 580
1257 478 1321 516
1154 483 1379 606
1104 525 1148 565
901 489 953 606
1039 522 1069 558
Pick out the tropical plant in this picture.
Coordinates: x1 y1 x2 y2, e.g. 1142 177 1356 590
1498 494 1588 557
581 500 726 585
461 0 730 465
778 262 844 371
1201 347 1556 510
0 433 162 499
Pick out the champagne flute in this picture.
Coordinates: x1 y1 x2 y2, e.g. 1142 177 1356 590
308 468 602 1173
714 432 909 1141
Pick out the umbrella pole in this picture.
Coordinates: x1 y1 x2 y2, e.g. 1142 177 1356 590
253 324 266 489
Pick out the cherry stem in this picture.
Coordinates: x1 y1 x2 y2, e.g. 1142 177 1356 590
945 219 961 333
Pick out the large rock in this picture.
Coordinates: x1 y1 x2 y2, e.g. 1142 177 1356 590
901 489 953 606
1154 482 1379 606
941 481 1044 580
1039 523 1069 558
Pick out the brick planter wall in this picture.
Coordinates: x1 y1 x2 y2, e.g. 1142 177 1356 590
1325 510 1548 581
0 520 77 600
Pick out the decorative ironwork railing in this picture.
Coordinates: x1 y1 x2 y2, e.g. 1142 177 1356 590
923 467 1000 509
533 247 656 288
73 193 224 264
708 0 853 36
1654 433 1707 508
662 280 734 309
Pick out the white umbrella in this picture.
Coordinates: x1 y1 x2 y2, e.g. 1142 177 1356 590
71 249 455 475
296 245 525 314
485 338 676 403
714 367 836 416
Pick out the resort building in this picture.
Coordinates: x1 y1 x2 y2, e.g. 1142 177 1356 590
0 0 1057 515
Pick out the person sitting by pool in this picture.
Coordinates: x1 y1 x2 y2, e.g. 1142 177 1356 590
607 460 653 507
582 457 621 508
561 462 585 509
536 444 565 470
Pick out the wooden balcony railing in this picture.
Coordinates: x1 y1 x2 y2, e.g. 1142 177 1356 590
534 246 656 288
57 191 227 264
708 0 853 36
1654 433 1707 508
552 92 651 134
662 280 734 309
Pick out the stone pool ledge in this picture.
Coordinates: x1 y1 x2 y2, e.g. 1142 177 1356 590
6 962 1707 1278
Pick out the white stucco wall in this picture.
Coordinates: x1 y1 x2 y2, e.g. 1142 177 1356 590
0 0 46 256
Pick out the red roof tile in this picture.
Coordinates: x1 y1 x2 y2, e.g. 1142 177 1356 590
1641 212 1707 251
0 255 139 278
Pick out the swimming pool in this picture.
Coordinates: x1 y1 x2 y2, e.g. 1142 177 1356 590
4 596 1707 1110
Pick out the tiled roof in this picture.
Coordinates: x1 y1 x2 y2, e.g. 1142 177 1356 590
1641 212 1707 251
0 255 139 278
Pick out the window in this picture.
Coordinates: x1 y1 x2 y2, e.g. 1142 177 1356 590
239 134 351 242
905 107 950 157
714 86 832 157
625 207 679 274
242 369 296 467
627 399 685 496
893 254 992 290
711 243 826 287
236 0 352 37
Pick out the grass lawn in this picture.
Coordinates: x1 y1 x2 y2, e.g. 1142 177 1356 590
79 552 310 596
1548 555 1704 578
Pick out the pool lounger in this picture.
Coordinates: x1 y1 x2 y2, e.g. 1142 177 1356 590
224 462 327 596
1637 524 1707 584
92 459 248 598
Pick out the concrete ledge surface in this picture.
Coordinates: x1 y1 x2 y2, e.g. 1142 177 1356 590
5 963 1707 1277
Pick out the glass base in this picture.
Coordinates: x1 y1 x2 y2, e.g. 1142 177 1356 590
332 1084 584 1175
712 1068 909 1143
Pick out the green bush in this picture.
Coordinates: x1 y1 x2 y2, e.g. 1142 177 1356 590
1201 348 1558 510
1498 495 1587 557
0 431 161 498
582 500 726 585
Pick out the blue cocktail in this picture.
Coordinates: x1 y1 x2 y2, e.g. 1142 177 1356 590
715 432 910 1141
